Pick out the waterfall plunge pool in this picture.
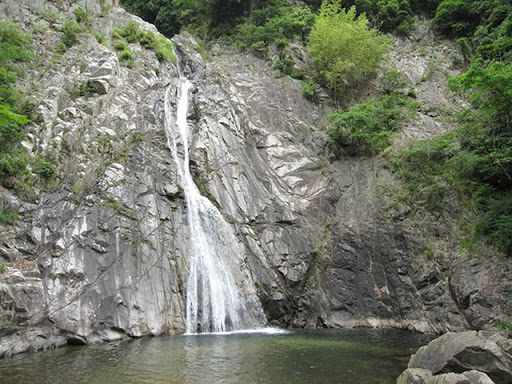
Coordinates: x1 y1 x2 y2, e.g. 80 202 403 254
0 328 432 384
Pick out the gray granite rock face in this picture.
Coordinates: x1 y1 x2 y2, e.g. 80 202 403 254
1 0 512 357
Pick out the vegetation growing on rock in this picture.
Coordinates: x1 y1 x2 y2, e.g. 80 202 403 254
0 21 32 186
308 4 390 102
101 0 512 259
389 0 512 255
111 20 177 67
327 90 417 156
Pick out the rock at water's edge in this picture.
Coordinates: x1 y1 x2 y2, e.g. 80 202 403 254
398 331 512 384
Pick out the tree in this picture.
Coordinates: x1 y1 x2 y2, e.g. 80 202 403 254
336 0 414 34
433 0 482 37
308 2 390 103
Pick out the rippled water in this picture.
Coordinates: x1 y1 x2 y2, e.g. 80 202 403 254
0 328 431 384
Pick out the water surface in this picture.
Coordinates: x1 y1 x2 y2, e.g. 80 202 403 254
0 328 431 384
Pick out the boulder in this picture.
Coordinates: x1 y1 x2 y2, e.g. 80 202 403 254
397 368 433 384
405 331 512 383
397 368 495 384
429 373 470 384
462 370 495 384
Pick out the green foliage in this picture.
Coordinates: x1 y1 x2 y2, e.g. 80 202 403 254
0 104 28 153
0 21 32 186
449 61 512 190
433 0 512 62
450 60 512 125
114 39 128 51
100 4 112 17
340 0 415 35
101 193 133 216
477 37 512 63
0 20 33 66
327 91 417 156
421 57 441 82
90 30 106 44
409 0 441 16
120 48 136 68
0 205 19 225
152 35 177 63
497 317 512 330
139 30 157 48
33 158 56 181
433 0 481 37
308 4 390 103
301 78 320 102
73 7 92 26
456 38 472 64
121 0 318 44
458 236 476 252
233 2 315 53
475 193 512 254
380 69 410 94
110 27 123 40
120 0 180 37
111 21 177 65
39 9 60 24
0 263 4 274
121 20 141 43
0 22 56 191
170 0 211 36
0 150 29 180
79 82 96 98
390 134 457 215
61 21 80 50
101 193 124 212
422 241 435 260
154 6 180 37
69 82 96 99
391 58 512 255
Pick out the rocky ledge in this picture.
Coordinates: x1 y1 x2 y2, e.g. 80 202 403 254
398 331 512 383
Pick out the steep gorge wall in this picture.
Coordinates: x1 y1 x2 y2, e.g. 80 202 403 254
0 0 511 357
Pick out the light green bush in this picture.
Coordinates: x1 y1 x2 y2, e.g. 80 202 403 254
308 4 390 103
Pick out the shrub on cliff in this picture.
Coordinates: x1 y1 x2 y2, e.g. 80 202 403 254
0 20 31 183
327 89 417 156
340 0 415 34
392 59 512 255
308 3 390 103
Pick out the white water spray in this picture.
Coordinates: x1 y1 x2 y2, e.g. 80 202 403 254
163 56 266 334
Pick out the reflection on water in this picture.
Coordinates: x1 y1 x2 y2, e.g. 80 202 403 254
0 328 431 384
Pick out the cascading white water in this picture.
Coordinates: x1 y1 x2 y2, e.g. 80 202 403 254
163 62 266 334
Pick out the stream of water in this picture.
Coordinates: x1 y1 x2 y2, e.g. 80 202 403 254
0 328 432 384
163 72 265 333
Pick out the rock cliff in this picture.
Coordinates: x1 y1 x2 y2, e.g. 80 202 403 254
0 0 511 357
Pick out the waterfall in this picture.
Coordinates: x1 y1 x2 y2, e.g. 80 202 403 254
163 61 266 334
